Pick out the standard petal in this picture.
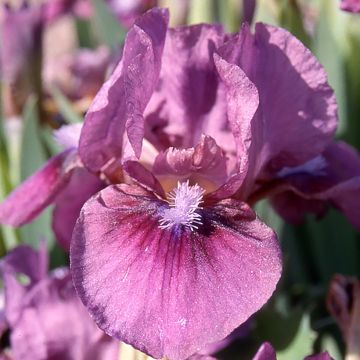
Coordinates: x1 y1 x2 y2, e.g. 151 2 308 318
0 149 74 227
52 167 105 251
217 23 337 185
214 54 260 192
71 185 281 360
79 8 169 172
144 23 227 148
10 271 119 360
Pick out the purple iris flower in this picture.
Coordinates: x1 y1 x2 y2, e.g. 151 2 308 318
44 46 111 102
68 5 343 358
340 0 360 13
0 244 119 360
0 124 105 251
2 5 359 359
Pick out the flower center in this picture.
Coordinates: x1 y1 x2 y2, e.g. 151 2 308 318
159 181 205 231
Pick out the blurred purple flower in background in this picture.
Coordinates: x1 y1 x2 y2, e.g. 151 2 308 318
0 243 119 360
340 0 360 13
0 2 44 118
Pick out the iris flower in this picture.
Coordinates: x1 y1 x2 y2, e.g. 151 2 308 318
0 244 118 360
1 5 359 359
70 7 341 359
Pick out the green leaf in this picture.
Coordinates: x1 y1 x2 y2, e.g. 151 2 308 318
279 0 311 48
76 18 94 48
187 0 215 24
277 314 315 360
305 210 359 282
19 97 54 248
90 0 126 49
49 86 82 124
313 0 348 136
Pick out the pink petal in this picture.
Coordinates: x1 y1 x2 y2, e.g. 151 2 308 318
52 168 105 251
0 149 75 227
144 23 227 149
71 185 282 360
79 8 168 172
214 53 260 195
217 23 337 193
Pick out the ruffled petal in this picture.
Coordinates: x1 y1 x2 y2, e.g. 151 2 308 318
252 342 276 360
10 270 119 360
52 168 105 251
79 8 168 172
71 185 281 360
0 149 75 227
153 135 228 186
144 24 227 148
270 142 360 230
217 23 337 186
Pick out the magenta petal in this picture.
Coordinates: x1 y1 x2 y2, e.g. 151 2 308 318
271 142 360 230
218 23 337 176
214 54 259 180
0 149 74 227
252 342 277 360
71 185 281 360
145 24 226 148
153 135 228 185
11 271 119 360
79 8 168 171
52 168 105 251
123 160 166 198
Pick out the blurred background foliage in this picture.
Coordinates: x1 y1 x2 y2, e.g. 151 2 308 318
0 0 359 359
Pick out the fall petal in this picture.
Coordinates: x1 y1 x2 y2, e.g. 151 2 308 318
71 185 281 360
270 142 360 230
79 8 168 171
0 149 74 227
52 168 105 251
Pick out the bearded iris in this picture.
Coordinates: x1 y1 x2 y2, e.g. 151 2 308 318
1 5 360 360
